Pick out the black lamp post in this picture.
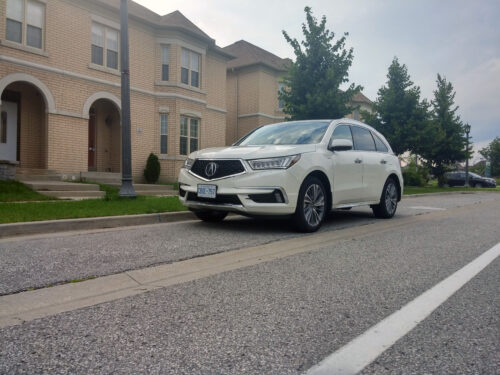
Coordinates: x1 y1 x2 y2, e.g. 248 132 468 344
119 0 136 198
464 123 471 187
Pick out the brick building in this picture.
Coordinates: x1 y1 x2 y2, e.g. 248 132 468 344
0 0 232 182
223 40 373 145
0 0 372 182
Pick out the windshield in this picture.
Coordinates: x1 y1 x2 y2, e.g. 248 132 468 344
469 172 481 178
235 121 331 146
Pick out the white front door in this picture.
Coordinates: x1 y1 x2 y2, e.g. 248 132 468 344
0 101 18 161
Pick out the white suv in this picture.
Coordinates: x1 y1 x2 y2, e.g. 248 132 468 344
178 119 403 232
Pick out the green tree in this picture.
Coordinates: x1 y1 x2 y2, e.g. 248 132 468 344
362 57 430 155
421 74 468 185
280 7 361 120
479 137 500 176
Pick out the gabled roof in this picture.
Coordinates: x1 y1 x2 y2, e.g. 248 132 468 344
351 92 372 104
91 1 233 58
223 40 291 71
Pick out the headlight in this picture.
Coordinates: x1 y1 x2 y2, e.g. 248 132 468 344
247 154 301 170
182 158 194 170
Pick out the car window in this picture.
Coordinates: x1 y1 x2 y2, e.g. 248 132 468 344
351 126 376 151
372 132 389 152
331 125 353 143
234 121 330 146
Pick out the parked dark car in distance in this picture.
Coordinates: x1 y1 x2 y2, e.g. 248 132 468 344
445 172 497 188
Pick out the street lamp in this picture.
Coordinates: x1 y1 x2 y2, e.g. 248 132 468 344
119 0 136 198
464 123 471 187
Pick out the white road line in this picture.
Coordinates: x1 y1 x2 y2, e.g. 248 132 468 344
407 206 445 210
307 242 500 375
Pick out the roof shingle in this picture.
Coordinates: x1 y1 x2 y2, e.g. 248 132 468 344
223 40 290 71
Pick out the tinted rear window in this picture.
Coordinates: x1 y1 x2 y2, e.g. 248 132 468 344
372 133 389 152
351 126 376 151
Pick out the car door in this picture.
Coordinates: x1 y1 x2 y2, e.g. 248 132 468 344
350 125 386 202
329 124 364 204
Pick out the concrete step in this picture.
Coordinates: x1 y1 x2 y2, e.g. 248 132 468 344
81 172 121 184
16 174 62 182
41 191 105 198
24 181 100 192
108 183 175 192
135 190 177 196
16 168 57 175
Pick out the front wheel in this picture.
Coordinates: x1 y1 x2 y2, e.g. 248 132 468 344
474 182 483 188
193 210 228 222
293 177 327 232
372 178 398 218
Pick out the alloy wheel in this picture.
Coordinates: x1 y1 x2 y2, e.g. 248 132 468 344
384 182 398 215
303 183 325 227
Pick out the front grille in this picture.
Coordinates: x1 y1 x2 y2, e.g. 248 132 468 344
190 159 245 180
186 192 242 205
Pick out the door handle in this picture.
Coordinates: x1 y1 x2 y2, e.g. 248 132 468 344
355 158 362 164
380 159 387 164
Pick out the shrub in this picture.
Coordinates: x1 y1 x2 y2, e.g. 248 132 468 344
403 160 429 187
143 153 161 183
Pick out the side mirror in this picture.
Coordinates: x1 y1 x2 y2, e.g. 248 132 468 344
329 138 353 151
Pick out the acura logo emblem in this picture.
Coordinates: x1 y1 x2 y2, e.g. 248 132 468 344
205 162 218 177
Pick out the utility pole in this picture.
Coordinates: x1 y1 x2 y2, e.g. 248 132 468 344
119 0 136 197
464 123 471 187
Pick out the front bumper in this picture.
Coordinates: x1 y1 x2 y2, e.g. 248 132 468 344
178 167 301 215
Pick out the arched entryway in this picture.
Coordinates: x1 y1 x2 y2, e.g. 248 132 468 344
86 98 121 173
0 80 49 169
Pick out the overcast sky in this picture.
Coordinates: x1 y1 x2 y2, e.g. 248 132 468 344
135 0 499 148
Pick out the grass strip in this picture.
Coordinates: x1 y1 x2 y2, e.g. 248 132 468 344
0 180 57 202
0 196 187 224
404 186 499 195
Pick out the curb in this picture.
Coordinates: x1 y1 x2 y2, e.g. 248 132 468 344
403 191 495 198
0 211 196 239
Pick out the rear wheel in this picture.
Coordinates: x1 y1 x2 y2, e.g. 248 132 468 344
293 177 327 232
372 178 398 218
193 210 228 222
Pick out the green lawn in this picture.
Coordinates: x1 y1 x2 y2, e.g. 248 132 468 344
404 186 499 195
0 195 187 224
0 180 57 202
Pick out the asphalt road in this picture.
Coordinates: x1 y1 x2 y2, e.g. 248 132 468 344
0 192 496 295
0 192 499 374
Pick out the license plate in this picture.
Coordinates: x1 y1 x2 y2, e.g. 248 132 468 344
197 184 217 198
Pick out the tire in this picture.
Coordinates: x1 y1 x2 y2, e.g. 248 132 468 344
474 183 483 188
193 210 228 222
293 176 327 232
372 178 398 219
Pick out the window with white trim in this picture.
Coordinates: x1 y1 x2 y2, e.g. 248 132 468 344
6 0 45 49
91 22 119 70
161 45 169 81
181 49 200 88
160 114 168 154
180 116 199 155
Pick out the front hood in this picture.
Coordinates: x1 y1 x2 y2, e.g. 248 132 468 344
190 144 317 160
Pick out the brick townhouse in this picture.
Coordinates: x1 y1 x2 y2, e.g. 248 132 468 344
0 0 232 182
0 0 372 182
223 40 373 145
